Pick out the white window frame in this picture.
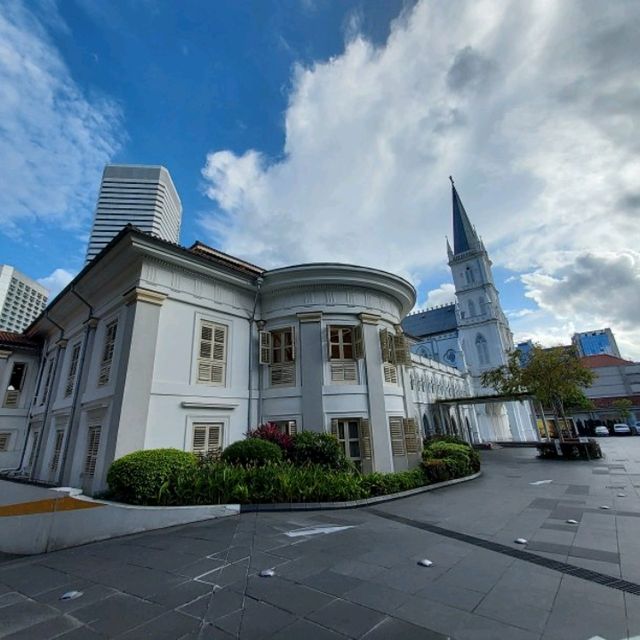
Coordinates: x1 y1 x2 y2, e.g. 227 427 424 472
328 325 359 385
98 320 118 387
64 343 82 398
269 327 296 387
0 432 10 452
191 421 224 457
50 429 65 472
4 362 27 408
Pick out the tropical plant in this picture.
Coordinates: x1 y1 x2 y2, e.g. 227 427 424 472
288 431 351 470
247 422 293 451
220 439 283 467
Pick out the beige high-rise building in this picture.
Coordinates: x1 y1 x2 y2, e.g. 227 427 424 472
0 265 49 333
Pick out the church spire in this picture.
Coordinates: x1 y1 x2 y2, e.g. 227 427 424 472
450 177 479 255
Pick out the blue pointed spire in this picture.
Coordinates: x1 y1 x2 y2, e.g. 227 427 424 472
450 177 479 255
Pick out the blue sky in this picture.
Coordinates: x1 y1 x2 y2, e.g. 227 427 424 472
1 0 639 358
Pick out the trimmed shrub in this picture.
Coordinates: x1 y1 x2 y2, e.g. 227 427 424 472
361 468 427 497
107 449 198 505
220 439 282 467
422 459 451 483
289 431 351 470
423 441 480 474
248 423 293 452
423 434 469 447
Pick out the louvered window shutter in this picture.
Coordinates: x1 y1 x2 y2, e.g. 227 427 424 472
0 433 9 451
327 325 334 359
330 418 339 438
3 390 19 408
379 329 390 363
287 421 298 436
65 343 81 397
290 326 296 361
28 430 41 467
403 418 420 454
383 362 398 384
50 430 65 471
259 331 272 365
353 324 364 359
393 334 412 366
359 419 372 460
84 426 101 476
192 425 207 454
98 321 118 386
198 321 227 385
389 417 406 456
192 423 223 456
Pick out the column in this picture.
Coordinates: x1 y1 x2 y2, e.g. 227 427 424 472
360 313 393 472
297 312 324 432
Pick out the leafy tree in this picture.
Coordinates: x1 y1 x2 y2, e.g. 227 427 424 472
481 345 595 440
612 398 632 422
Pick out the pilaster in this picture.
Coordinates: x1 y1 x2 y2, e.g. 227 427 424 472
296 311 324 431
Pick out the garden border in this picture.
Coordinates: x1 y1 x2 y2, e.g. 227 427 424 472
240 470 481 512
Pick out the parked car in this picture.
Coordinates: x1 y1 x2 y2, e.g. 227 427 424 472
613 423 631 436
594 425 609 437
633 422 640 435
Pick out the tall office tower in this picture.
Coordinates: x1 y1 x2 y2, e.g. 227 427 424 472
86 165 182 262
0 266 49 333
572 329 621 358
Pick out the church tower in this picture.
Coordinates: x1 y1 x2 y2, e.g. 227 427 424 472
447 179 535 441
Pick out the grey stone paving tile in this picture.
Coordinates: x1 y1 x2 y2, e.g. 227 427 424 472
268 619 347 639
148 578 215 608
116 610 202 639
211 545 253 563
1 613 81 640
307 598 386 638
178 589 244 622
0 564 74 597
342 581 411 614
565 484 589 495
0 591 27 608
455 613 542 640
56 626 109 639
554 574 625 608
539 522 579 532
0 599 60 637
300 570 366 596
243 575 335 616
72 592 165 636
329 559 386 580
474 587 551 633
215 598 296 639
568 545 619 564
362 616 449 639
413 581 485 612
394 595 471 636
177 556 228 579
368 563 446 594
196 558 250 588
35 582 119 614
96 563 186 599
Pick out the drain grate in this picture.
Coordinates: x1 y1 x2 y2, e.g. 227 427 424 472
368 509 640 596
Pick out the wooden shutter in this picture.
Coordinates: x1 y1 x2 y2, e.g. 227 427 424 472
327 325 334 359
389 417 406 456
50 430 65 471
41 360 54 404
331 361 357 383
84 426 101 476
383 362 398 384
64 343 81 397
403 418 420 454
290 326 296 361
330 418 339 438
259 331 272 364
287 421 298 436
353 324 364 359
3 390 19 408
0 433 9 451
192 423 222 456
98 321 118 386
271 362 296 386
393 334 412 366
358 419 372 460
198 321 227 385
379 329 391 363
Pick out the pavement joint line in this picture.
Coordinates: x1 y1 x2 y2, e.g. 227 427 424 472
367 508 640 596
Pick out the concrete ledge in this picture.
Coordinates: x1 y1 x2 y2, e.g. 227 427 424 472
241 471 482 513
0 489 239 555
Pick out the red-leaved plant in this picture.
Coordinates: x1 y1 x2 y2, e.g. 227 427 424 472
247 422 292 451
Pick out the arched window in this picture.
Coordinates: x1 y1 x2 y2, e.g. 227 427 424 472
476 334 490 365
468 300 476 317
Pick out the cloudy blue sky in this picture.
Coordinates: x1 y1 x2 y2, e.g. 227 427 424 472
1 0 639 357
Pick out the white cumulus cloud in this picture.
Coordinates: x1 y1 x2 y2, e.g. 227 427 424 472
38 267 75 299
0 1 123 234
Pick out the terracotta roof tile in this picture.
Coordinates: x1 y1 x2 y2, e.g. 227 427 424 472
581 354 635 368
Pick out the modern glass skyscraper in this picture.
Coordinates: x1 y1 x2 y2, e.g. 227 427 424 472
572 329 621 358
85 165 182 262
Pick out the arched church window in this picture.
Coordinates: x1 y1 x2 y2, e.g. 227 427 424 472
468 300 476 317
476 334 490 365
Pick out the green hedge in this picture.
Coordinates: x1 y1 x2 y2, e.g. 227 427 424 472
288 431 351 470
107 436 480 506
220 439 283 467
106 449 198 506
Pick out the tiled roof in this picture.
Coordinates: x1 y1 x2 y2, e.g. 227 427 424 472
0 331 41 350
401 303 458 338
581 354 635 368
189 242 264 276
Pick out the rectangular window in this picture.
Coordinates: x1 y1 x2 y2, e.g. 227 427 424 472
0 433 10 451
64 343 81 397
50 429 65 471
197 321 227 385
270 327 296 386
332 418 361 465
329 326 359 384
389 417 406 456
28 430 41 467
4 362 26 408
272 420 297 436
403 418 421 454
192 422 223 456
383 362 398 384
84 426 101 476
98 321 118 386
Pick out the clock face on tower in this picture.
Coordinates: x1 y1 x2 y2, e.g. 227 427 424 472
444 349 457 365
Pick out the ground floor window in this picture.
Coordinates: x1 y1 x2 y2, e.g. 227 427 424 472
0 432 10 451
335 419 361 463
50 429 65 471
84 426 101 476
28 430 41 467
192 422 223 457
272 420 297 436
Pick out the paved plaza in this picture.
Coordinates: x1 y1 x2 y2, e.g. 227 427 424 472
1 438 640 639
